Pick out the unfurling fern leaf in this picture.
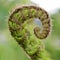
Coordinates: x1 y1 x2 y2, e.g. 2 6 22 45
8 5 51 60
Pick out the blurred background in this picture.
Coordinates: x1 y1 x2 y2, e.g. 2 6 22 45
0 0 60 60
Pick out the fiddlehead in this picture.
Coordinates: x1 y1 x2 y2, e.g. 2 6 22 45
8 5 51 60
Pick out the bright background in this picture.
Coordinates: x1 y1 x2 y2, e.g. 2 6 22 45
31 0 60 12
0 0 60 60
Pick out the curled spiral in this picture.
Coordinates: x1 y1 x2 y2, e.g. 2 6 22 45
8 5 51 60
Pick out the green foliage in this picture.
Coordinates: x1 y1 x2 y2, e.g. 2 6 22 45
51 10 60 37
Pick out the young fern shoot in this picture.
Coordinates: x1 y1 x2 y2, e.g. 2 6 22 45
8 5 51 60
